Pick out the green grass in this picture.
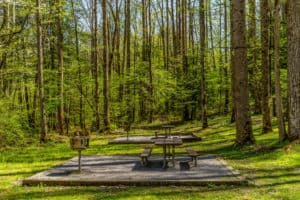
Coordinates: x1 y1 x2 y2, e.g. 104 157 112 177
1 115 300 199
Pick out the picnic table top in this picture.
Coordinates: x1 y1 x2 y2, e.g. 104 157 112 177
153 137 183 145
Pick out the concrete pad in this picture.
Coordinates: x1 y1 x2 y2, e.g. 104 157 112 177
23 155 246 186
108 134 202 144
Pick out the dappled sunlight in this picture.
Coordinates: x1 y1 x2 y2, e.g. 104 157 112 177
1 116 300 199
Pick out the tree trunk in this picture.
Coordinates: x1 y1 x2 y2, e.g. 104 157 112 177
231 0 254 146
102 0 111 131
36 0 47 143
274 0 287 141
92 0 101 131
248 0 261 115
287 0 300 140
71 0 84 129
200 0 208 129
56 0 64 135
148 0 153 123
223 0 229 115
261 0 272 133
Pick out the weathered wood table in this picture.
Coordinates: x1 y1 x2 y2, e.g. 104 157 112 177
161 125 175 137
154 137 183 168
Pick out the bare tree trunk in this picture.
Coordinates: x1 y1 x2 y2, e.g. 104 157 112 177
182 0 189 121
148 0 153 123
36 0 47 143
274 0 287 141
56 0 64 134
231 0 254 146
92 0 101 131
166 0 170 70
102 0 111 131
248 0 261 115
223 0 229 115
200 0 208 129
171 0 177 58
261 0 272 133
71 0 84 129
287 0 300 140
208 1 216 69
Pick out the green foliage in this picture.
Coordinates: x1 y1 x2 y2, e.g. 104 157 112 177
1 116 300 199
0 98 36 149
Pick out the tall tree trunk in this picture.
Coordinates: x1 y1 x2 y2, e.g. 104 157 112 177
171 0 177 58
274 0 287 141
148 0 153 123
102 0 111 131
208 1 216 69
287 0 300 140
71 0 84 129
92 0 101 131
182 0 189 121
56 0 64 134
231 0 254 146
200 0 208 129
36 0 47 143
261 0 272 133
188 0 195 65
223 0 229 114
248 0 261 115
166 0 170 70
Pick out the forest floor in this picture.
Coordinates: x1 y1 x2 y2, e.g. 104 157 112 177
1 115 300 200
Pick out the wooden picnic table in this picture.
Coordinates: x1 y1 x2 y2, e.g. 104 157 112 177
154 137 183 168
161 125 175 137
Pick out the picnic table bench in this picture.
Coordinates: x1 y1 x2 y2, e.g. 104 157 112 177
186 148 199 167
140 147 152 166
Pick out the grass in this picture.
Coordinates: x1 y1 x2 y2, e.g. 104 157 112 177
1 115 300 199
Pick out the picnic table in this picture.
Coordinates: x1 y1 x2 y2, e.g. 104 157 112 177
154 137 183 168
161 125 175 137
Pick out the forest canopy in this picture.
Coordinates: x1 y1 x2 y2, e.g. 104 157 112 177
0 0 299 147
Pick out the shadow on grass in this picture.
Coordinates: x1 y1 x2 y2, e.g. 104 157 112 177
197 141 288 161
1 185 247 200
0 170 44 177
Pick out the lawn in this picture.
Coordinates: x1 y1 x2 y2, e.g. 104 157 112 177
1 115 300 200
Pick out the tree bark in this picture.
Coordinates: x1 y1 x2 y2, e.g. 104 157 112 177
223 0 229 115
287 0 300 140
261 0 272 133
36 0 47 142
102 0 111 131
248 0 261 115
231 0 254 146
274 0 287 141
200 0 208 129
56 0 64 135
92 0 101 131
71 0 84 129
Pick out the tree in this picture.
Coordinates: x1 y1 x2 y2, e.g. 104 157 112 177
70 0 84 129
223 0 229 114
56 0 64 134
200 0 208 129
248 0 261 115
260 0 272 134
102 0 111 131
287 0 300 140
36 0 47 142
274 0 287 141
91 0 101 131
231 0 254 146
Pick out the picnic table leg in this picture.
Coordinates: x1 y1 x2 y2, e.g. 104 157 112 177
78 150 81 172
172 145 175 167
162 145 167 168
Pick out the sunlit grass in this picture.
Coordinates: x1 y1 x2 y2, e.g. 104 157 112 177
1 115 300 199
